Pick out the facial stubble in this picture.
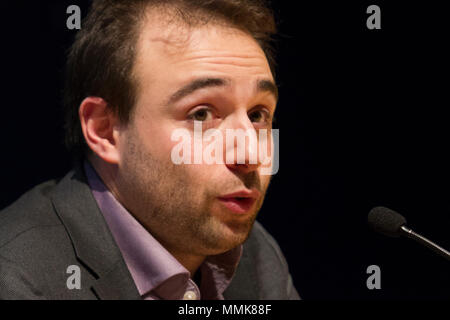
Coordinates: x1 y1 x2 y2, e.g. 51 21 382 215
117 130 266 257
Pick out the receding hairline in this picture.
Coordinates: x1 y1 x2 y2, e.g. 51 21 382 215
129 4 274 106
133 3 268 59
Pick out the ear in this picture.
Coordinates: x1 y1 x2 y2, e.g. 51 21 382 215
79 97 121 164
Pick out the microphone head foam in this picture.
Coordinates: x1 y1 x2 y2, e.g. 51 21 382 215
368 206 407 237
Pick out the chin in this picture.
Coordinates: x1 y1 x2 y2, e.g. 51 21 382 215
217 219 254 248
197 209 256 254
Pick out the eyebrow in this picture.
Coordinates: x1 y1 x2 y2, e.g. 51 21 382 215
167 77 279 105
257 79 279 102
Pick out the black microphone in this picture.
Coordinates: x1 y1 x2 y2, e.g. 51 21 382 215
368 206 450 261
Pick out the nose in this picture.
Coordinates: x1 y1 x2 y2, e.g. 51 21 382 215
223 111 262 174
226 161 260 175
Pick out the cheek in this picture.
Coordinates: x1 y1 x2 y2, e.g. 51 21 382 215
183 163 219 180
137 120 182 160
261 175 272 190
178 163 226 195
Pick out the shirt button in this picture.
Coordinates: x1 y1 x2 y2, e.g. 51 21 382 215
183 291 197 300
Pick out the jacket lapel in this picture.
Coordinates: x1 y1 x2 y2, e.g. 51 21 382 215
91 260 142 300
50 162 141 300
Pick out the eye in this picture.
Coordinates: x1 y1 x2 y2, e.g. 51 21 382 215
187 107 214 122
248 108 271 124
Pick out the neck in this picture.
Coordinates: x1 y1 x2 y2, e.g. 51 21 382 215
87 155 123 202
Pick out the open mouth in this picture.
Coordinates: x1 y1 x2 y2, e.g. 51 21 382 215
218 197 256 214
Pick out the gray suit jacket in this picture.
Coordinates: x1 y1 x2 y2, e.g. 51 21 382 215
0 163 300 300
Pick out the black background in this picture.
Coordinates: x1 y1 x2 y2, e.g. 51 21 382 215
0 1 448 299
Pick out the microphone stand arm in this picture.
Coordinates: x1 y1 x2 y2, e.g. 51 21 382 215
400 226 450 262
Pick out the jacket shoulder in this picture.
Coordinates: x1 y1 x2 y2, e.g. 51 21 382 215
0 173 98 299
224 221 301 300
0 179 62 247
248 221 289 264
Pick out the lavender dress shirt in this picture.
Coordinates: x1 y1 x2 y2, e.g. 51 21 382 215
84 161 242 300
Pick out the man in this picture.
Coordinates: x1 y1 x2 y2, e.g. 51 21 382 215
0 0 299 300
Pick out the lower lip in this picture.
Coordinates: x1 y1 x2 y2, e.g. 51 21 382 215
218 197 256 214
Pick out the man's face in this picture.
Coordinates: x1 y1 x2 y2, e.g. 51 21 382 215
115 14 277 258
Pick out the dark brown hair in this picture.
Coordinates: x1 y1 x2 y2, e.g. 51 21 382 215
63 0 277 159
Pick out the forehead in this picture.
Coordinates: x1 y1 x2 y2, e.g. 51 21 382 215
132 9 274 91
